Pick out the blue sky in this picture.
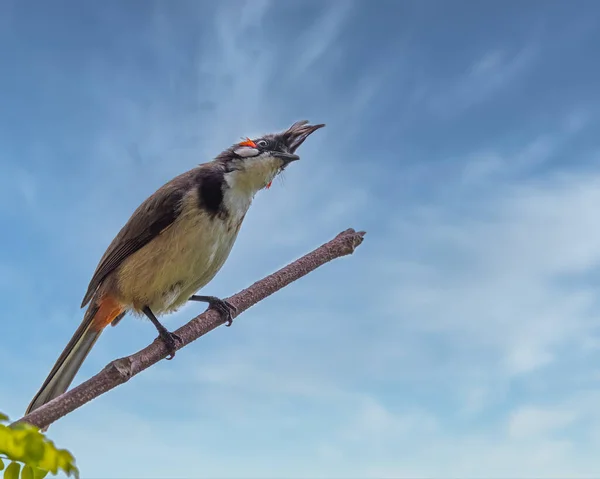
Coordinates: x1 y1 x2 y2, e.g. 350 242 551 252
2 0 600 477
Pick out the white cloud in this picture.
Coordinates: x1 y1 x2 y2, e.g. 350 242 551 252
508 406 578 439
374 122 600 381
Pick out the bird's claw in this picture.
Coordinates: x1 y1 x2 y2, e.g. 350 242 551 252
158 331 182 360
188 295 237 327
210 298 237 326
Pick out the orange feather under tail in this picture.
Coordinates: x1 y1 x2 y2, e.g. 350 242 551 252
25 294 125 422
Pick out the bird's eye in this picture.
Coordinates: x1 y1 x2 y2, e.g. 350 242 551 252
256 139 269 148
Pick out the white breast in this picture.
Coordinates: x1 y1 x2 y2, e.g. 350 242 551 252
223 170 256 216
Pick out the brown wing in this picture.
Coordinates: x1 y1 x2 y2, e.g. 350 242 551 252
81 170 198 307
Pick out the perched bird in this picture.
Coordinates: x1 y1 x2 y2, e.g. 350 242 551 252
26 120 325 417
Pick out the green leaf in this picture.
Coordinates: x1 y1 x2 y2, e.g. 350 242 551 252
20 465 33 479
0 413 78 478
4 461 20 479
31 468 47 479
23 436 45 464
0 414 8 423
0 458 4 470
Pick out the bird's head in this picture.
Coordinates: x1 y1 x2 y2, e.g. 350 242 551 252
218 120 325 193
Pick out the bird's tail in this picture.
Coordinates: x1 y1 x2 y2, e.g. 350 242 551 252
25 294 125 421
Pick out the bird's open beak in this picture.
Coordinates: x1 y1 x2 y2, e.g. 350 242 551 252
283 121 326 154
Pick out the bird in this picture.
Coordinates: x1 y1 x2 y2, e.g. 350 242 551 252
25 120 325 417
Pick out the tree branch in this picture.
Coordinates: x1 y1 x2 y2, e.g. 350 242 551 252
14 228 366 430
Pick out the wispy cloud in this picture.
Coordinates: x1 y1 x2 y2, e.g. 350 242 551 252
424 43 539 117
290 1 355 77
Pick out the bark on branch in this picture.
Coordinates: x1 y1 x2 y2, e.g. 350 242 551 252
14 228 366 430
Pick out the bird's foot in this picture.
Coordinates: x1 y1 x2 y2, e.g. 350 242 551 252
142 305 182 360
189 295 237 326
158 330 182 360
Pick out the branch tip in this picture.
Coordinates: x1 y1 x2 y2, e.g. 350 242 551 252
335 228 366 253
